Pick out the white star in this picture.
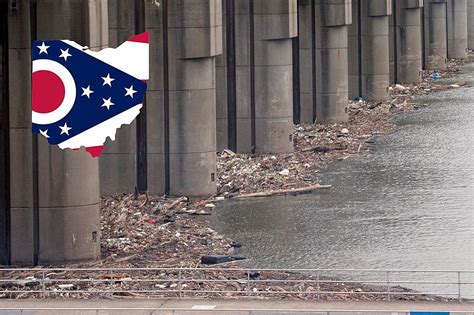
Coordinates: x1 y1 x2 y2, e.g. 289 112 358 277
59 48 72 61
124 85 137 98
37 42 50 54
101 73 115 87
81 85 94 98
59 122 72 135
39 129 50 138
101 97 115 110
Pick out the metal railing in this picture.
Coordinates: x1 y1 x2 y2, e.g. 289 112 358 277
0 267 472 301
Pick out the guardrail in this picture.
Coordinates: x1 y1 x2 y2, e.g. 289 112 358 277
0 268 472 301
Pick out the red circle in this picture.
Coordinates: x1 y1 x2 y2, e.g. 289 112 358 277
32 70 65 114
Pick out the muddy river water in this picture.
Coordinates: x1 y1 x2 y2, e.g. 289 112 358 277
213 63 474 297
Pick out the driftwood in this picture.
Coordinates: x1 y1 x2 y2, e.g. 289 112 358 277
231 184 332 199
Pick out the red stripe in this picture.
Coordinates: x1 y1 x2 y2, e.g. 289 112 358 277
85 146 105 158
128 32 149 44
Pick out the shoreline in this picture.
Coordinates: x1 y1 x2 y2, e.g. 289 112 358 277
1 57 472 302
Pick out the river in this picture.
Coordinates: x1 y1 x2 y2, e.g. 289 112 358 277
212 62 474 298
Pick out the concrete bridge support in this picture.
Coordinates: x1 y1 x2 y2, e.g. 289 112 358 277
167 0 221 195
33 0 106 263
423 0 448 70
390 0 423 84
253 0 296 152
6 0 34 264
349 0 391 101
145 1 165 195
217 0 295 153
315 0 351 123
447 0 468 59
469 0 474 50
100 0 137 196
298 0 316 123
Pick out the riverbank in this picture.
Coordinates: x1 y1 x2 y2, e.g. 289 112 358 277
98 57 471 268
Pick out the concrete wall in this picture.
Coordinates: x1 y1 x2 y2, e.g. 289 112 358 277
447 0 468 58
424 0 448 70
315 0 351 123
349 0 391 101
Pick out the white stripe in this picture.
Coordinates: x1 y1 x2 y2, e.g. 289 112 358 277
62 40 149 80
58 104 142 149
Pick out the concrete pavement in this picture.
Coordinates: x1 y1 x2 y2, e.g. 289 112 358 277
0 299 473 314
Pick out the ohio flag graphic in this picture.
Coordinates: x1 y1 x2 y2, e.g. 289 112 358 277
31 32 149 157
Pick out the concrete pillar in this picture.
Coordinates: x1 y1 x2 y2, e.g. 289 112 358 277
216 0 227 151
349 0 391 101
217 0 295 153
0 0 8 264
447 0 468 58
315 0 351 123
424 0 448 70
254 0 296 152
468 0 474 50
168 0 222 196
99 0 136 196
298 0 315 123
34 0 106 263
7 0 35 264
145 0 165 195
390 0 423 84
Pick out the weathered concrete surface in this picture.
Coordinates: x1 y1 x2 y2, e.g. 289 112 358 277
99 0 137 196
315 0 351 122
469 0 474 50
145 0 165 195
349 0 391 101
447 0 468 59
0 299 472 315
298 0 315 123
168 0 222 195
7 0 34 264
217 0 295 153
34 0 105 263
424 0 448 70
390 0 423 84
254 0 296 153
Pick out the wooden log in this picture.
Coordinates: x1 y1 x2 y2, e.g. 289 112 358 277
231 184 332 199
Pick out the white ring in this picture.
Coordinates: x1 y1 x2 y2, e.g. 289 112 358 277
32 59 76 125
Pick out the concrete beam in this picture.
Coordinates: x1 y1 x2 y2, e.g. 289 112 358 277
315 0 351 123
390 0 423 84
447 0 468 58
34 0 104 263
424 0 448 70
349 0 391 101
99 0 137 196
168 0 222 195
